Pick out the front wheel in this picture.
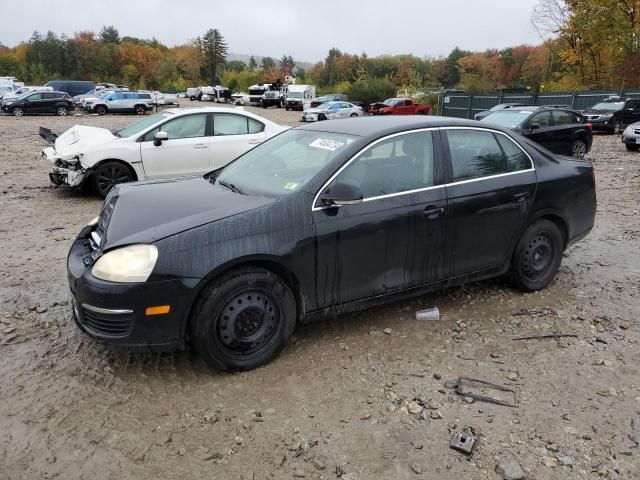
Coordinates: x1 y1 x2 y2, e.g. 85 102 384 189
350 113 358 118
508 219 564 292
190 267 296 371
570 139 587 159
92 161 135 197
12 107 24 117
134 105 146 115
95 105 107 116
56 106 68 116
613 121 623 134
625 143 639 151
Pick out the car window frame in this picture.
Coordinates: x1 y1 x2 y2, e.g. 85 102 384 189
551 109 578 126
528 110 552 128
140 112 212 142
212 112 264 136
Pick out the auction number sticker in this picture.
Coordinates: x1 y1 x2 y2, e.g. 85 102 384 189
309 138 345 151
283 182 299 190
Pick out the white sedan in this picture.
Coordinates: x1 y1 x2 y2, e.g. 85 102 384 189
43 107 287 197
302 101 364 122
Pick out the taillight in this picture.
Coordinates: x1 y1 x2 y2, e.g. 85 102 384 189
586 123 593 131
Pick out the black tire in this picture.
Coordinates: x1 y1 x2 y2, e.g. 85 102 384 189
56 106 68 116
625 143 639 151
95 105 107 116
285 107 290 111
92 161 135 198
134 104 146 115
318 113 327 121
190 266 296 371
570 139 587 159
350 113 358 118
12 107 24 117
613 120 623 134
508 219 564 292
262 102 267 109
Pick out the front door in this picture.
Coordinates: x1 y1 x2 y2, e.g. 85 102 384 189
140 112 211 179
24 92 45 113
313 131 441 307
442 128 537 277
211 113 266 169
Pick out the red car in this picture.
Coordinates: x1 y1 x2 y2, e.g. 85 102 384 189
375 98 431 116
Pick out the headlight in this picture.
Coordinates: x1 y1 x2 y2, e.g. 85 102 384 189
5 101 14 105
92 244 158 283
87 216 99 226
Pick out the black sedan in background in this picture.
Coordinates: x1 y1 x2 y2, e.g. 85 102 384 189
482 106 593 158
1 90 74 116
68 117 596 370
473 102 528 121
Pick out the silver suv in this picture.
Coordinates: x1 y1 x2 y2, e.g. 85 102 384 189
85 91 153 115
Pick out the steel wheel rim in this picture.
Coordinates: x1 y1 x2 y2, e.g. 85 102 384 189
572 141 586 158
216 290 279 358
97 165 131 192
521 234 553 280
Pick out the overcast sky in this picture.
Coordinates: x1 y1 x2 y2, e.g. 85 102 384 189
2 0 544 62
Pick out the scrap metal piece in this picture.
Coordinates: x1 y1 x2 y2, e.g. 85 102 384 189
450 429 477 455
456 377 518 407
512 332 577 340
39 127 58 144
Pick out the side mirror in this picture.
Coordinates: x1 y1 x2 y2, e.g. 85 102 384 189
319 182 363 207
153 131 168 146
529 122 541 130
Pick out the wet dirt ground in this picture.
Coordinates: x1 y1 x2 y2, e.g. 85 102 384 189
0 104 639 479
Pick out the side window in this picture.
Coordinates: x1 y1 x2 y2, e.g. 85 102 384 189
404 100 412 106
42 92 57 99
247 118 265 134
140 94 151 100
496 134 531 172
144 114 207 141
446 129 507 181
552 110 576 125
214 114 249 136
333 131 434 199
28 93 42 101
529 111 551 128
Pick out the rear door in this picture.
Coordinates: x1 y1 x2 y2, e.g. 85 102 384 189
139 112 211 178
551 110 581 155
443 128 537 277
524 111 555 152
211 113 266 168
41 92 59 112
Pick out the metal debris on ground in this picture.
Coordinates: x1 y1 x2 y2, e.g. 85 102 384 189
450 429 477 455
456 377 518 407
511 332 578 341
415 306 442 321
38 127 58 144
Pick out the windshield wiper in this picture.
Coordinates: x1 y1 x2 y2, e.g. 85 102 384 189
218 179 245 195
112 130 121 137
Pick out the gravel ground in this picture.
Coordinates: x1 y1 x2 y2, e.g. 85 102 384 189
0 105 639 479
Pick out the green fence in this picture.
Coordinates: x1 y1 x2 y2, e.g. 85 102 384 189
439 90 640 118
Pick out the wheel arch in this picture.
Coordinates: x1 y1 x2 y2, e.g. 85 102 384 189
519 211 569 250
89 158 138 181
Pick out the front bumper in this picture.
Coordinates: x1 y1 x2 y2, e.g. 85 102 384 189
302 114 318 122
586 118 616 131
68 227 200 350
42 148 88 187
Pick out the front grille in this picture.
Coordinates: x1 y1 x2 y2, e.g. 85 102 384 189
634 129 640 135
587 115 601 120
81 307 133 337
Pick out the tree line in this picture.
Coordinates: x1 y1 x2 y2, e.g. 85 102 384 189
0 1 639 95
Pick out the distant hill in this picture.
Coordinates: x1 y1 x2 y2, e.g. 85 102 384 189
227 53 314 71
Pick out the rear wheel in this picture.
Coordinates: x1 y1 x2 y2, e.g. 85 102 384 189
95 105 107 116
56 106 68 116
350 113 358 118
318 113 327 121
508 219 563 292
625 143 639 151
570 139 587 159
134 104 146 115
12 107 24 117
190 267 296 371
92 161 135 197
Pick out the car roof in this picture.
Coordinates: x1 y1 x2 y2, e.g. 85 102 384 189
295 115 499 137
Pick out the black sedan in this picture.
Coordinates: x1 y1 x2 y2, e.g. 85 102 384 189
67 116 596 370
482 106 593 158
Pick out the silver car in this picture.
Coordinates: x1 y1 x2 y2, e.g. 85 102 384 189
302 101 363 122
622 121 640 151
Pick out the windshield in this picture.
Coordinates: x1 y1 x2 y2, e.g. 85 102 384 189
482 110 533 128
0 85 14 93
116 111 174 137
590 102 624 111
317 102 334 110
383 99 402 106
490 103 520 111
216 129 358 198
288 92 303 98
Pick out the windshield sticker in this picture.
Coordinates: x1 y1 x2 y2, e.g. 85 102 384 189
309 138 345 151
283 182 299 190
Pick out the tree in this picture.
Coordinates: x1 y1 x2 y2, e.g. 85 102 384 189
201 29 228 85
226 60 247 72
99 26 120 44
248 55 257 71
280 55 295 75
261 56 276 71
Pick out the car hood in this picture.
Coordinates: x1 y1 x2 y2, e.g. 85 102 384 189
54 125 117 160
582 109 617 115
100 176 275 250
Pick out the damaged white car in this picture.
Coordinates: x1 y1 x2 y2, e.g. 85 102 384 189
42 107 286 197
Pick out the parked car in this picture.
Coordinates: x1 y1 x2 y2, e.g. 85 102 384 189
2 85 53 102
2 91 74 116
581 97 640 133
187 87 202 101
45 80 96 97
482 106 592 158
66 116 596 371
367 101 387 116
85 91 154 115
302 101 364 122
43 107 287 197
0 84 16 100
377 98 431 115
309 94 348 108
621 121 640 150
474 103 528 121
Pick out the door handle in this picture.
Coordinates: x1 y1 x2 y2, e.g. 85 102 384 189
513 192 530 203
421 206 445 220
248 139 262 145
193 144 207 149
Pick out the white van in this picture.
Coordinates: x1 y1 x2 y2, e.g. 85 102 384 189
284 85 316 111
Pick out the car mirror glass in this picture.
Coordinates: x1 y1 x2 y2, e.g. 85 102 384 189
153 131 168 146
530 122 541 130
319 182 363 207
